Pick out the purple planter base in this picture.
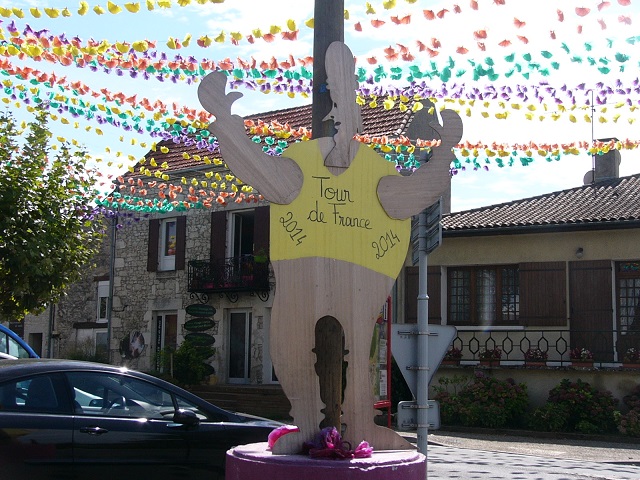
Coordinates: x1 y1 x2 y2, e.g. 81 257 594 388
226 443 426 480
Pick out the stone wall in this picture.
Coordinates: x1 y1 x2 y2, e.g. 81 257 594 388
23 218 112 358
111 201 274 384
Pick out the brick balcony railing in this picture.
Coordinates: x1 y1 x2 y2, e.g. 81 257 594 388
446 328 640 367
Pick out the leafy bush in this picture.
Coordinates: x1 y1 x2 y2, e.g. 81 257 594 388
617 384 640 437
433 372 528 428
390 357 413 413
618 410 640 437
432 375 471 425
528 403 570 432
622 385 640 411
64 338 108 363
156 341 215 386
531 379 619 433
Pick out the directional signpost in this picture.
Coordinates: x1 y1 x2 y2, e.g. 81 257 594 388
391 324 456 431
395 198 457 455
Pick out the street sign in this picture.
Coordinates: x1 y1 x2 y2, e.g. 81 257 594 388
411 198 443 265
396 400 440 431
391 324 457 398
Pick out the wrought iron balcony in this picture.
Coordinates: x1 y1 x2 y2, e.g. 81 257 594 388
188 255 271 302
441 327 640 368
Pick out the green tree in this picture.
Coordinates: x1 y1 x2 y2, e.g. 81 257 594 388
0 109 104 320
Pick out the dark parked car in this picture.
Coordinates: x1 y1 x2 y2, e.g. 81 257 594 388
0 359 282 479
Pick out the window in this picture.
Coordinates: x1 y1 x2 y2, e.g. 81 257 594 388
147 216 186 272
97 281 109 322
229 211 255 258
210 207 270 263
448 265 519 326
66 372 226 421
618 261 640 334
0 374 67 413
159 218 177 271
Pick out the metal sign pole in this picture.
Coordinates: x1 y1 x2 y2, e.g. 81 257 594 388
416 210 429 456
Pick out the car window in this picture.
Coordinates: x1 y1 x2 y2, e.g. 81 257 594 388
7 337 31 359
175 394 229 422
0 374 66 413
66 372 176 419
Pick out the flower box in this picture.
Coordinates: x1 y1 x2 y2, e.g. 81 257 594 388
479 360 499 367
525 361 547 368
440 359 460 366
571 361 594 368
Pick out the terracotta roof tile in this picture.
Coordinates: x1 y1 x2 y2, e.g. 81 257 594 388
442 174 640 232
132 100 417 178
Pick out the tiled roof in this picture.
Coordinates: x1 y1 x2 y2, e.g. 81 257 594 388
136 100 416 176
442 173 640 234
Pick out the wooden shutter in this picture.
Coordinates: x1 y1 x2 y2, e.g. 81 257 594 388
569 260 613 361
147 219 159 272
428 266 442 324
405 267 418 324
519 262 566 326
405 266 441 324
175 216 186 270
253 206 270 255
210 211 227 261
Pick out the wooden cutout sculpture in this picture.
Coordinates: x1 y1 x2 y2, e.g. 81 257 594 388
198 41 463 455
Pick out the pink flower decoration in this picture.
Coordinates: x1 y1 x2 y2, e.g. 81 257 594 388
353 441 374 458
267 425 299 450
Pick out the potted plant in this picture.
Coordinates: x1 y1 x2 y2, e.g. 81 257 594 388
442 347 463 365
623 348 640 368
524 348 548 366
570 347 594 367
479 347 502 366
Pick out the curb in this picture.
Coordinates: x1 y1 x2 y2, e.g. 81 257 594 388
435 425 640 446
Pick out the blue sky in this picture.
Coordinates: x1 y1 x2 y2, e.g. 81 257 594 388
2 0 639 211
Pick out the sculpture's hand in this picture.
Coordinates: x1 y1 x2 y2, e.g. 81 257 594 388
197 71 244 131
378 107 463 219
429 109 463 158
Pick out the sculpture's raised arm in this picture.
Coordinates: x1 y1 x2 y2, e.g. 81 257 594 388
197 72 303 205
377 107 463 219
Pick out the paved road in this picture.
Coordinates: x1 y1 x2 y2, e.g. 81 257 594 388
398 431 640 479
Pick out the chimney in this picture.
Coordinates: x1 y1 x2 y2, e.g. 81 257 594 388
583 137 621 184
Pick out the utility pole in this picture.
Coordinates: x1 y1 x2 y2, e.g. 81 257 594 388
312 0 344 431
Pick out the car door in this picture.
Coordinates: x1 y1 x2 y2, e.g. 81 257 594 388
66 371 189 480
0 372 75 480
170 394 235 479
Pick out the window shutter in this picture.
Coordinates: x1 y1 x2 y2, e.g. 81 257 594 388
405 267 418 324
175 216 186 270
405 266 440 324
519 262 566 326
253 206 270 255
428 266 441 324
147 219 159 272
569 260 613 361
210 211 227 261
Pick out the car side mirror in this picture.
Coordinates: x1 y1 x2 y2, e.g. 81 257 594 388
173 408 200 427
